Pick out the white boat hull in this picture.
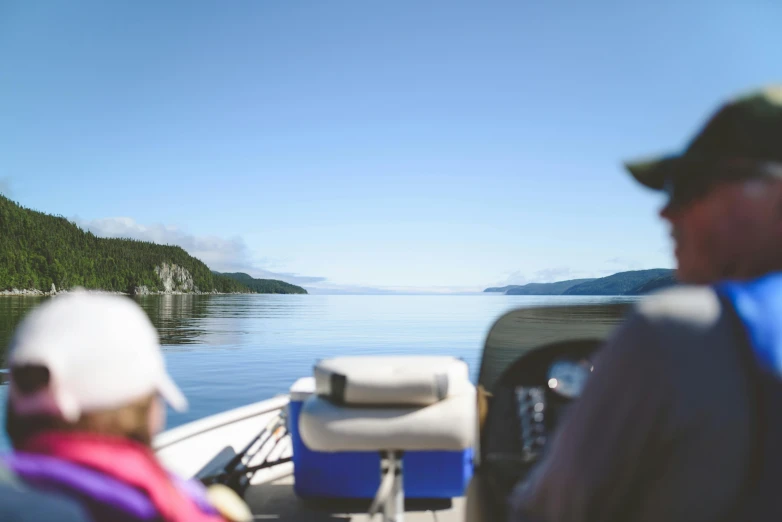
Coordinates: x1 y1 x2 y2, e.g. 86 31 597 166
154 395 293 486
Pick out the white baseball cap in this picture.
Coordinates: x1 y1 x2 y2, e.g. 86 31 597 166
7 291 187 422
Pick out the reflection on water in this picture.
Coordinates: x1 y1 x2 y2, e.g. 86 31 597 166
138 294 207 346
0 294 641 451
0 297 47 368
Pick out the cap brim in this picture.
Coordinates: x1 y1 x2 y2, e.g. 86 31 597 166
157 373 188 412
624 154 683 190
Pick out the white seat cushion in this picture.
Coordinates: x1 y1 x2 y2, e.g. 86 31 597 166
314 356 470 406
300 385 476 452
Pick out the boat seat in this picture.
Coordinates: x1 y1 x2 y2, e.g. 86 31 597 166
299 356 476 522
303 355 475 452
300 389 475 452
313 355 471 407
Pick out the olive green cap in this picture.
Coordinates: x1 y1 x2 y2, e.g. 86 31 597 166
624 86 782 190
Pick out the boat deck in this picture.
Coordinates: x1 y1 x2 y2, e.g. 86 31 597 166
155 398 470 522
246 476 466 521
244 434 467 521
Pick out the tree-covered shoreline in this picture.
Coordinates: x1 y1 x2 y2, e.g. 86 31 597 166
0 195 307 295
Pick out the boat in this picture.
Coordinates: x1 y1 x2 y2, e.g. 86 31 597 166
154 367 473 522
153 303 630 522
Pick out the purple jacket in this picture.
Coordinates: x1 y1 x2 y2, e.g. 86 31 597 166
2 452 220 522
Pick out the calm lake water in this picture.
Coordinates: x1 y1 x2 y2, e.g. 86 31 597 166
0 294 640 450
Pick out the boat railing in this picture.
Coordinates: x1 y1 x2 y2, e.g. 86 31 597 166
154 395 289 451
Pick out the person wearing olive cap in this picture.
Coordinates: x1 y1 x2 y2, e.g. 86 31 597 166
509 85 782 522
1 291 252 522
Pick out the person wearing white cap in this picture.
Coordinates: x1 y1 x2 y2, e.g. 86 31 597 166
1 291 251 522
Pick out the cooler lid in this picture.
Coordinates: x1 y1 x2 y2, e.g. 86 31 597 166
290 377 315 402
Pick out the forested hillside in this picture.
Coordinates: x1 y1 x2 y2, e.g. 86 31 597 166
503 279 595 295
0 196 304 294
563 269 675 295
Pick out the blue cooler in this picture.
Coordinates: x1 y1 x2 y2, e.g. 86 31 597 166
288 356 475 500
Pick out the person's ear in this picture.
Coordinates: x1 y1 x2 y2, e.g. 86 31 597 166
148 397 166 439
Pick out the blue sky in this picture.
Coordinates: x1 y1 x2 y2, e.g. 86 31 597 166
1 1 781 293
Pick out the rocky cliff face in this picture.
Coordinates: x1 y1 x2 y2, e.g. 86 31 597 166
154 263 198 293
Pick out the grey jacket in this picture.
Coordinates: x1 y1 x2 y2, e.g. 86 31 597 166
0 459 92 522
509 286 752 522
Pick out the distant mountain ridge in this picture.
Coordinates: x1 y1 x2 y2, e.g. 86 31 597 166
485 269 676 296
496 279 595 295
213 272 308 294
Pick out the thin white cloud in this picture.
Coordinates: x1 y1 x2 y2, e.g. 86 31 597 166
73 216 509 295
0 177 12 198
605 257 644 270
73 216 327 286
498 270 529 286
494 266 592 288
382 285 485 294
533 266 586 283
70 216 478 294
305 284 485 295
304 284 399 295
491 260 678 292
250 269 327 286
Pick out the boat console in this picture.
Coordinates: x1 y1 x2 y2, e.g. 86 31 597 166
472 303 630 522
479 339 601 520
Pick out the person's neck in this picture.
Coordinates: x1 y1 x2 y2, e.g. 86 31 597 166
721 256 782 283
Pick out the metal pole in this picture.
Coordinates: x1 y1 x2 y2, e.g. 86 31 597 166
372 451 405 522
393 451 404 522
